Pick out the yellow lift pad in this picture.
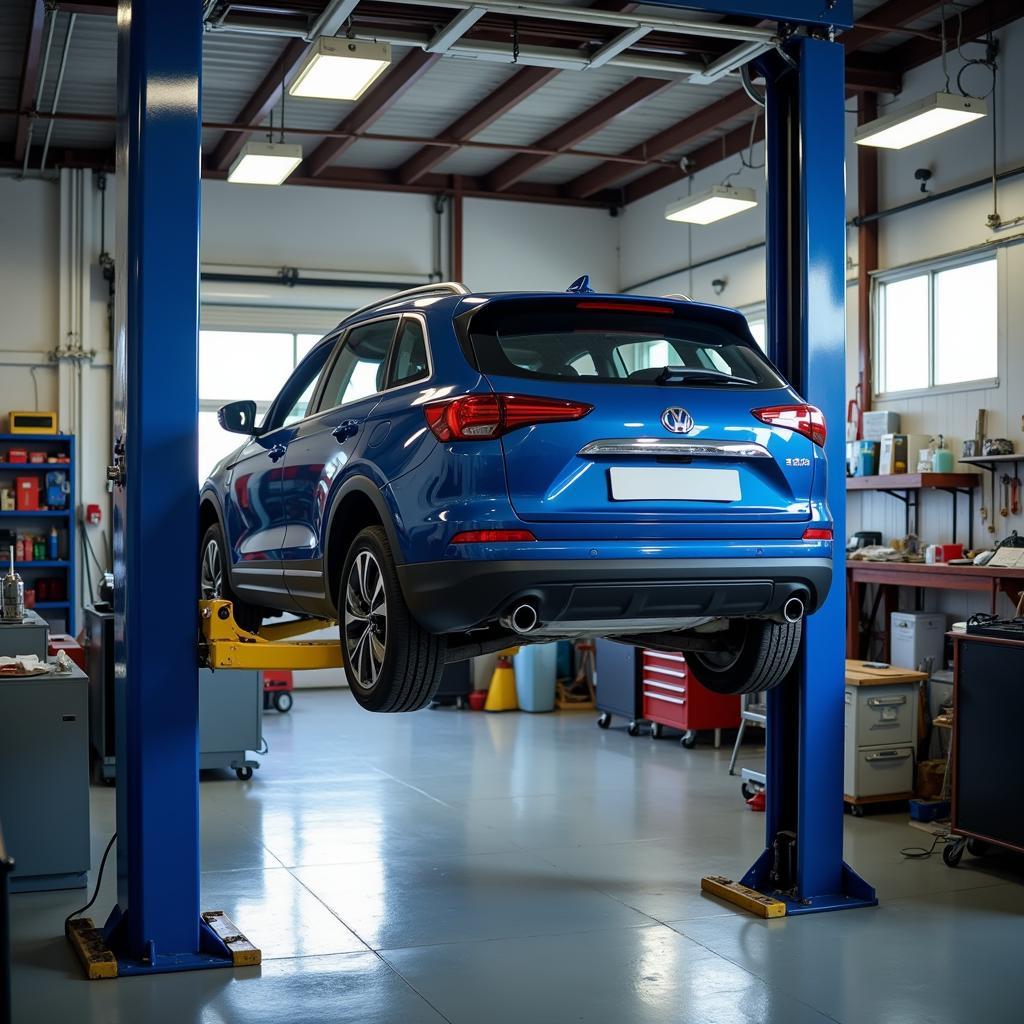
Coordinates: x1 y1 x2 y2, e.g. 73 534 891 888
66 912 261 979
700 875 787 919
200 599 343 671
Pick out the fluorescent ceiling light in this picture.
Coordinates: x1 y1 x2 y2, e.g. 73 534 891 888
665 185 758 225
288 38 392 100
227 142 303 186
854 92 987 150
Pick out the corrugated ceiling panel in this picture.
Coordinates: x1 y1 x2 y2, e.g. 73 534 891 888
474 64 639 144
0 1 31 110
331 137 424 170
38 13 115 114
372 59 516 138
201 32 286 123
516 153 605 183
430 147 506 178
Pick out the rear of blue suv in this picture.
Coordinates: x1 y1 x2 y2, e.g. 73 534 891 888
200 284 832 712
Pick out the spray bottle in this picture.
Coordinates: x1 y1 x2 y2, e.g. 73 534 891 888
2 545 25 622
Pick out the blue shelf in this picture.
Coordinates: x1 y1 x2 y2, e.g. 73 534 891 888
14 561 70 569
0 434 73 442
32 601 69 609
0 462 72 470
0 509 71 517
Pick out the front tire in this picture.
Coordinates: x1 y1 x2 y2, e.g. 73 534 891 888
688 619 802 695
340 526 446 712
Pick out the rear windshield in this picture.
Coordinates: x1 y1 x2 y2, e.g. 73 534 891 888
468 303 783 389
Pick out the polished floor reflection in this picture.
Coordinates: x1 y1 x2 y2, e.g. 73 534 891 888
10 688 1022 1023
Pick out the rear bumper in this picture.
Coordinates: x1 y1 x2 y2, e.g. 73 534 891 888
398 556 832 635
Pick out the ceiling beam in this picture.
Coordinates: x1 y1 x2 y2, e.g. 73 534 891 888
623 114 766 205
397 65 558 184
887 0 1022 73
13 1 46 163
209 37 312 172
304 47 441 177
486 76 676 192
614 0 953 206
567 88 754 199
839 0 943 52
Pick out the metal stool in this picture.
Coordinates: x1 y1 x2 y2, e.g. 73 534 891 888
728 696 767 798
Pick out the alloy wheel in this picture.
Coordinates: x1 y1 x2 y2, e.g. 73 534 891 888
343 549 388 690
201 538 223 599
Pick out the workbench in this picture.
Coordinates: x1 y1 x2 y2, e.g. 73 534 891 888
846 561 1024 660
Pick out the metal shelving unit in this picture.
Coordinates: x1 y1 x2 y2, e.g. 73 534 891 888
0 434 77 634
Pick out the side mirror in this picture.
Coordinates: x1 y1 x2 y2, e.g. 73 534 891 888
217 400 259 436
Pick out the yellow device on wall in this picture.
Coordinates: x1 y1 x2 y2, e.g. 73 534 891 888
8 411 58 434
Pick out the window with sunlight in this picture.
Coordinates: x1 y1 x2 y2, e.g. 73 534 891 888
199 329 325 478
876 255 997 395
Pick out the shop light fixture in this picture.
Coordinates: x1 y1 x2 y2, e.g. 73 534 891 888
227 141 303 186
854 92 987 150
664 185 758 225
288 38 392 101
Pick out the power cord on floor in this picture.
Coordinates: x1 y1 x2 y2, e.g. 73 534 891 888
64 832 116 930
901 832 952 859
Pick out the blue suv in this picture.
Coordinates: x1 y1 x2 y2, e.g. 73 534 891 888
200 282 832 712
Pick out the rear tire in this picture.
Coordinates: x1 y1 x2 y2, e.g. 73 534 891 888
687 619 802 695
200 522 263 634
340 526 446 713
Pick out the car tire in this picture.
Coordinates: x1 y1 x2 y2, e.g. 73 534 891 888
339 525 446 713
200 522 262 634
687 619 802 695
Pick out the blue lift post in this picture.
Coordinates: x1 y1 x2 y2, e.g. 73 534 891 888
97 0 869 979
101 1 240 974
647 0 875 914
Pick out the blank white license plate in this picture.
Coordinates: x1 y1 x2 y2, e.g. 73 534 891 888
609 466 741 502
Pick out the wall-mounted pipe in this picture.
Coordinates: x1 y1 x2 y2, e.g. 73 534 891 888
851 163 1024 228
40 13 77 173
622 241 766 293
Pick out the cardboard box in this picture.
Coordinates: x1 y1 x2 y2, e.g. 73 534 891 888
862 410 901 440
878 434 932 475
15 476 39 511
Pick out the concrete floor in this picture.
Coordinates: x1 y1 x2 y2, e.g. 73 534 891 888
10 689 1022 1023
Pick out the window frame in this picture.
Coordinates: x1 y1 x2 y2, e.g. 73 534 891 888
385 314 433 390
872 250 1000 400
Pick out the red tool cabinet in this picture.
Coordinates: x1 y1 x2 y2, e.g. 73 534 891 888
641 650 740 747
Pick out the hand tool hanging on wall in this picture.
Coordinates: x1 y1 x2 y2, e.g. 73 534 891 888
1012 472 1021 516
989 472 998 533
1001 475 1011 517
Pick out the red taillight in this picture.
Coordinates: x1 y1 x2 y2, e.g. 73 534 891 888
576 301 674 315
802 527 834 541
424 394 593 442
450 530 536 544
752 404 826 447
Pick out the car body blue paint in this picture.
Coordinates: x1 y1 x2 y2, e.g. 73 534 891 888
202 289 834 624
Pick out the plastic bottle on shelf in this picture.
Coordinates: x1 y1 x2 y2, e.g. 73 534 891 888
48 526 59 560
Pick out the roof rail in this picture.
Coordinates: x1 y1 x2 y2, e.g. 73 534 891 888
348 281 470 320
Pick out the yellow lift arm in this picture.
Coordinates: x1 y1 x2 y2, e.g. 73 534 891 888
199 599 343 671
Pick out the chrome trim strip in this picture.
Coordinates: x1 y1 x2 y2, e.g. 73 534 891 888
579 438 772 458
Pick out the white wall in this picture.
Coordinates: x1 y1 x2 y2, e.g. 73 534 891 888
463 197 619 293
846 19 1024 623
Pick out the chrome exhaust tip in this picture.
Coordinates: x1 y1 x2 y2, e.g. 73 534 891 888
782 596 805 623
501 603 539 634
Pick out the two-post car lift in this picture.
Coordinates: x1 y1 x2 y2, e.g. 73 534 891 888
80 0 874 981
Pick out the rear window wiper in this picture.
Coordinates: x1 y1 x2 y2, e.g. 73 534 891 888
655 366 756 387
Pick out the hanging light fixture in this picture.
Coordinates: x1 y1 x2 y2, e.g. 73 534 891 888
227 141 303 185
289 38 392 101
854 92 986 150
664 185 758 225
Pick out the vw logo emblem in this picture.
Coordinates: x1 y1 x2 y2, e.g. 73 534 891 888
661 407 694 434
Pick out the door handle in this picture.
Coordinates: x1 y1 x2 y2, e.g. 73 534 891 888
268 443 287 463
332 420 359 442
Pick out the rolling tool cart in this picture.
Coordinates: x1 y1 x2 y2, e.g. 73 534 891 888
943 625 1024 867
642 650 740 747
594 638 643 734
262 670 294 713
430 660 473 710
729 696 768 799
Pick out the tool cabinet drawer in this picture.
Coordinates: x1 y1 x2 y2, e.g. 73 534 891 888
844 744 914 799
845 683 916 748
642 684 687 730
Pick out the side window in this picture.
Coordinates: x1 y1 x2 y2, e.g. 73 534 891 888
388 318 430 388
319 319 397 411
266 341 333 430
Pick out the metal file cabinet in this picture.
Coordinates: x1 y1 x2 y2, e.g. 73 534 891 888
843 661 923 811
0 663 90 891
